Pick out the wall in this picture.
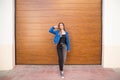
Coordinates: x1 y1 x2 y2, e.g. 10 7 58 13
0 0 120 70
0 0 15 70
102 0 120 68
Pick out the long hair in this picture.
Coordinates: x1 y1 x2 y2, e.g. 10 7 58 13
58 22 66 32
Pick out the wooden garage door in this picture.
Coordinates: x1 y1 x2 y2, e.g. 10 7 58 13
16 0 101 64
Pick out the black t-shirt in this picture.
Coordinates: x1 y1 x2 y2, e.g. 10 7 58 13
58 34 66 44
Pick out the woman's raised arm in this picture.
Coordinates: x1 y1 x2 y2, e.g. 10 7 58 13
49 26 58 35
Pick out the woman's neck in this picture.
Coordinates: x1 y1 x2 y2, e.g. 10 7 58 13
60 29 66 34
61 29 64 31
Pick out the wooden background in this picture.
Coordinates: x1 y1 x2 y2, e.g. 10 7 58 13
16 0 101 64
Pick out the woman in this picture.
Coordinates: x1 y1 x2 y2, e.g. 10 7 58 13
49 22 70 78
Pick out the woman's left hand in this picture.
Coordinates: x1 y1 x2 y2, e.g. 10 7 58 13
67 50 70 52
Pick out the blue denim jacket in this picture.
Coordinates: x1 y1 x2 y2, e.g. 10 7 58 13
49 26 70 51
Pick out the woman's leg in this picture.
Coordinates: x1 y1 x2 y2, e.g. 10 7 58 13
57 44 64 71
62 43 67 64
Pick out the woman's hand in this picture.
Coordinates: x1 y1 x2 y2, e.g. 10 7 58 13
54 44 57 47
67 50 70 52
54 25 58 29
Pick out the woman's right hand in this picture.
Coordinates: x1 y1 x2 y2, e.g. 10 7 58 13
54 25 58 29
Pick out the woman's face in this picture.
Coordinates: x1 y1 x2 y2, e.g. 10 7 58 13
59 23 64 30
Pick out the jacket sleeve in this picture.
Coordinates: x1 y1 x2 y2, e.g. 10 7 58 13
66 33 70 51
49 26 56 35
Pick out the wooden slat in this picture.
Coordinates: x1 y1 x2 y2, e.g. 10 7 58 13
16 0 101 4
16 10 100 17
16 4 100 11
16 17 101 24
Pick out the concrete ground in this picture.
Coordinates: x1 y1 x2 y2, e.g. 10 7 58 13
0 65 120 80
113 68 120 74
